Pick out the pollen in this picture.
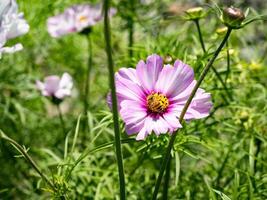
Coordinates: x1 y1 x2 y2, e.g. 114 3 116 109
78 15 87 22
147 92 169 114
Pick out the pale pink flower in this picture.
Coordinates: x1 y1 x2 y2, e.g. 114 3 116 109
110 54 212 140
36 73 73 100
0 0 29 57
47 4 116 38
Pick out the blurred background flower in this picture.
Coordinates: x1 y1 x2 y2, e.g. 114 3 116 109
0 0 29 57
36 72 73 103
47 4 116 38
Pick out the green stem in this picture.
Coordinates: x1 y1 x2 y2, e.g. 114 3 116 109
162 157 171 200
249 136 255 175
84 33 92 116
57 104 66 135
128 0 135 60
151 28 232 200
194 19 232 101
0 131 55 191
103 1 126 199
225 41 230 84
195 20 206 52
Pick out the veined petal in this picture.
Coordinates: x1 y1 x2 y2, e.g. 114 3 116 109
155 60 194 97
115 70 146 103
136 54 163 93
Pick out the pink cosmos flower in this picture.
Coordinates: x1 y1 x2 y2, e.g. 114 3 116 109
47 4 116 38
111 54 212 140
36 73 73 100
0 0 29 57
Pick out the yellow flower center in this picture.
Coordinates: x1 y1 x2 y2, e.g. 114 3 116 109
79 16 87 22
147 92 169 113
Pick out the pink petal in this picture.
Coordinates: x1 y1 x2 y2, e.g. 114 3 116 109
136 54 163 93
155 60 194 97
115 69 146 103
44 76 60 95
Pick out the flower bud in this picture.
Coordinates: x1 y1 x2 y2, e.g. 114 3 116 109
164 54 173 64
216 27 228 36
184 7 206 21
222 7 245 29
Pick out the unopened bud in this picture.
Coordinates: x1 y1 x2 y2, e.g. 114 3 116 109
216 27 228 36
164 55 173 64
185 7 206 21
222 7 245 29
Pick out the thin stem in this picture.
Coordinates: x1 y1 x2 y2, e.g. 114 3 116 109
0 131 55 191
249 136 255 175
56 104 66 135
194 19 232 101
215 148 231 187
152 28 232 200
225 41 230 83
195 20 206 52
84 33 92 116
254 138 262 173
128 0 135 60
103 1 126 199
162 157 171 200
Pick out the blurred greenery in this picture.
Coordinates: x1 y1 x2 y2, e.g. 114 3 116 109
0 0 266 199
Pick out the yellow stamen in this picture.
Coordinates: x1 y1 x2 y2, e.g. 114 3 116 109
147 92 169 113
79 16 87 22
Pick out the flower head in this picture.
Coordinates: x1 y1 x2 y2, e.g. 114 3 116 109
36 73 73 103
0 0 29 57
47 4 116 38
221 7 245 29
111 54 212 140
184 7 206 21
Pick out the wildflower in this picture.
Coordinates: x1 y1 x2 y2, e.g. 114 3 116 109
36 73 73 104
47 4 116 38
111 54 212 140
0 0 29 57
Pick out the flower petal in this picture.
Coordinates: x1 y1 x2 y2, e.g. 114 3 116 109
155 60 194 97
115 68 146 103
136 54 163 93
44 75 60 95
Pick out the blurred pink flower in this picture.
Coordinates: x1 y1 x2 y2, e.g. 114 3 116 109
0 0 29 57
47 4 116 38
36 73 73 100
111 54 212 140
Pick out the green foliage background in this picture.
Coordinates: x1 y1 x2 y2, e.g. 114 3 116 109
0 0 266 199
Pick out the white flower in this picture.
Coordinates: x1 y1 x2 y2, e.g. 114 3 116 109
0 0 29 57
36 73 73 100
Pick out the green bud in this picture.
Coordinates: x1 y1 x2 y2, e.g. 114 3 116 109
184 7 206 21
222 7 245 29
216 27 228 36
164 54 173 64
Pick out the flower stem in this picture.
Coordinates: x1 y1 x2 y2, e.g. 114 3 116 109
103 0 126 199
162 157 171 200
151 28 232 200
128 0 135 60
0 130 55 191
194 19 232 101
194 20 206 52
225 41 230 83
56 104 66 135
84 33 92 116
